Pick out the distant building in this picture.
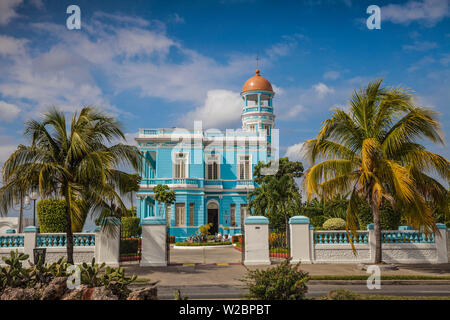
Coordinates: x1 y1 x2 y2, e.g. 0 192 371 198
136 70 276 241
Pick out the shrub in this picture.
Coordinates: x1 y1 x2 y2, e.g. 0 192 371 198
241 258 309 300
121 217 141 237
232 235 241 243
37 199 68 233
326 289 359 300
322 218 346 230
37 199 87 232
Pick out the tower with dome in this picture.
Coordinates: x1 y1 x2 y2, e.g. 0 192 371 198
135 70 276 240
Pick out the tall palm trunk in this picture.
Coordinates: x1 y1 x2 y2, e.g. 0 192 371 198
64 185 74 264
18 192 24 233
372 200 382 264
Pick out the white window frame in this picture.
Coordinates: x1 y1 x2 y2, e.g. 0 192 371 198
175 203 185 226
173 151 189 179
230 204 236 227
189 203 195 226
205 154 220 180
237 154 252 180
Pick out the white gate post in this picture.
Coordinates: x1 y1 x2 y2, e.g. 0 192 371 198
94 217 120 267
289 216 313 264
23 226 38 266
436 223 448 263
367 223 376 264
140 217 167 267
244 216 270 266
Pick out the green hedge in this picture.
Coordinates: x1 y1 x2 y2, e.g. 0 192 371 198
174 241 232 246
121 217 141 237
37 199 67 233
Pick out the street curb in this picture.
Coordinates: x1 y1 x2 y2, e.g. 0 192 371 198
309 279 450 285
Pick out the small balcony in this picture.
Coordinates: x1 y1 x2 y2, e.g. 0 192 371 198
141 178 200 188
204 180 223 189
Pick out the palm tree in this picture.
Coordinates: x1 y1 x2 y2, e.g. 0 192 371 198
0 107 142 264
303 79 450 264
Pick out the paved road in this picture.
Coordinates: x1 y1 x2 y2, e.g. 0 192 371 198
153 284 450 300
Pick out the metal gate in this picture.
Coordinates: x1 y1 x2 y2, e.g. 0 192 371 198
119 228 142 263
269 230 290 261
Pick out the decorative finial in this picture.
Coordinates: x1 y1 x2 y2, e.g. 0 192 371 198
255 69 260 75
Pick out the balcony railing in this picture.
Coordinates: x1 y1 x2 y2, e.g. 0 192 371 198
143 178 200 187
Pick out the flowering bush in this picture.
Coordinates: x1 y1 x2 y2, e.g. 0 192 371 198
241 258 309 300
322 218 346 230
269 233 287 247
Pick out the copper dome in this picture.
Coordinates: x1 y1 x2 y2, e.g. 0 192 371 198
242 69 273 93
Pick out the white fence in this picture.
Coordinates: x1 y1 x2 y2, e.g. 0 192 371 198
0 225 120 267
244 216 449 265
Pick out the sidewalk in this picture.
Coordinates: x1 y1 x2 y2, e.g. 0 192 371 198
123 262 450 287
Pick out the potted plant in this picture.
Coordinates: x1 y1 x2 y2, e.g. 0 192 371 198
223 226 230 240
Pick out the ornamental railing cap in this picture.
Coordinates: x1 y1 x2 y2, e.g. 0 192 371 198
289 216 310 225
244 216 269 225
142 217 166 225
24 226 39 233
398 226 413 230
5 229 16 234
366 223 374 230
436 223 448 230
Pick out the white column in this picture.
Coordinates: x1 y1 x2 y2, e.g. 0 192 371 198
23 226 38 266
289 216 313 264
94 217 120 267
244 216 270 265
367 223 376 264
435 223 448 263
140 217 167 267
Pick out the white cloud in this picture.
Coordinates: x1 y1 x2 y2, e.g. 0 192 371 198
382 0 450 26
279 104 306 120
403 41 439 51
313 83 334 98
0 101 20 122
285 142 306 162
0 0 22 25
181 90 242 128
323 71 340 80
0 35 28 56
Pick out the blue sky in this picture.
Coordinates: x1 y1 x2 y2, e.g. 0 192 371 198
0 0 449 166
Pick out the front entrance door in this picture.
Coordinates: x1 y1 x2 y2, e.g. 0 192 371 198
207 209 218 235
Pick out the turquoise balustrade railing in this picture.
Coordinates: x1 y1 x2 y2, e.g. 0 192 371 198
314 231 369 244
144 178 200 186
236 180 254 186
204 180 222 185
381 231 434 243
37 233 95 247
0 235 25 248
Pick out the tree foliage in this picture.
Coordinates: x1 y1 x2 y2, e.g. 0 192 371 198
0 107 143 263
303 79 450 263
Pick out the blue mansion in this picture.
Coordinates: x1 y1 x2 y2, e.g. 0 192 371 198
135 70 277 241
